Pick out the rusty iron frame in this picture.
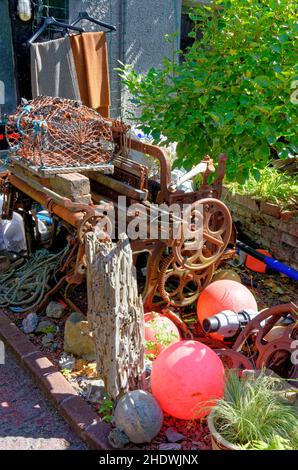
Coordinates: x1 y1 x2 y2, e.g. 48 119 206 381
1 116 236 313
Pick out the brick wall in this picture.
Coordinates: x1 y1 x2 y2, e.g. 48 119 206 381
223 189 298 270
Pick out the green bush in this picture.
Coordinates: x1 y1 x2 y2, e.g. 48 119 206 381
120 0 298 182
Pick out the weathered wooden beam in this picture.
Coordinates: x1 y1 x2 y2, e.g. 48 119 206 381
85 171 148 201
85 232 145 399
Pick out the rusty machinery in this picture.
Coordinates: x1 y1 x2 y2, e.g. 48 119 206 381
1 96 235 316
1 97 297 380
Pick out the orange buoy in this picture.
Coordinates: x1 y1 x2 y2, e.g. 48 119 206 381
144 312 180 359
197 280 257 340
151 340 225 420
245 249 272 273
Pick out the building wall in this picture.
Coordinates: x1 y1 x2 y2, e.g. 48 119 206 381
0 0 17 114
0 0 182 117
69 0 182 118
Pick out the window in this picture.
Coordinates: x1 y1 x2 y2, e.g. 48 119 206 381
180 1 205 56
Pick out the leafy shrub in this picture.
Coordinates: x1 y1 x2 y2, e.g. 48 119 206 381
120 0 298 182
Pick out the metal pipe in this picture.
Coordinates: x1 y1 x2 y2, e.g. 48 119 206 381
9 174 85 228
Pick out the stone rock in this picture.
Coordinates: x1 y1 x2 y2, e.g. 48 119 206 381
50 342 58 353
22 313 39 334
86 379 106 404
194 442 209 450
59 352 75 372
114 390 163 444
165 427 185 443
35 320 56 334
145 363 152 377
64 312 95 361
158 443 182 450
46 301 65 319
108 428 130 449
42 333 54 348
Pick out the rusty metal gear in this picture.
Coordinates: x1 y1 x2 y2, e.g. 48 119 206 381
233 303 298 380
77 213 112 243
172 198 232 271
158 253 214 307
215 349 254 370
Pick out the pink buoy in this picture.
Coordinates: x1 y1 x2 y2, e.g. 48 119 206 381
144 312 180 359
197 280 257 340
151 340 225 420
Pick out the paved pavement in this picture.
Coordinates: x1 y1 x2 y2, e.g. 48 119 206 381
0 349 88 450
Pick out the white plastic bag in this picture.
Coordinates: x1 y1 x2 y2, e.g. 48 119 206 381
0 195 27 253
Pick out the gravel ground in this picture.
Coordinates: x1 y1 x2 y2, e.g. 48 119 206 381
0 349 88 450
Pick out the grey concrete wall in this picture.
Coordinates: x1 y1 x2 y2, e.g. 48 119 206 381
0 0 17 114
69 0 182 118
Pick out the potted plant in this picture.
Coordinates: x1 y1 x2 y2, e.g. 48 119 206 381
207 370 298 450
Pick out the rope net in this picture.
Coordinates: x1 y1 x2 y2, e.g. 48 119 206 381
6 96 114 172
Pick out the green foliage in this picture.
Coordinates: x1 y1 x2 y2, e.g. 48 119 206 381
212 371 298 449
120 0 298 182
98 396 114 423
226 166 298 209
241 435 294 450
39 325 56 335
60 367 71 379
145 340 159 361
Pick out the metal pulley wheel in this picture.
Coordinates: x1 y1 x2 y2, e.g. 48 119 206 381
172 198 232 271
158 253 214 308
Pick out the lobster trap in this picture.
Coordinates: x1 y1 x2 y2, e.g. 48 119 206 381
5 96 114 176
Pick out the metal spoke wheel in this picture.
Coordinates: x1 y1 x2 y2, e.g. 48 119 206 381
172 198 232 271
158 253 214 307
77 213 112 243
233 303 298 381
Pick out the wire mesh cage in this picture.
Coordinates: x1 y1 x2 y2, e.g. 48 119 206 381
6 96 114 176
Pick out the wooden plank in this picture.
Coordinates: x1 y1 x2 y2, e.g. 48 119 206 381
85 233 145 399
85 171 148 201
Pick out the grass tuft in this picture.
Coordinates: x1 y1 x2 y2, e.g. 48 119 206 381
212 371 298 449
226 166 298 210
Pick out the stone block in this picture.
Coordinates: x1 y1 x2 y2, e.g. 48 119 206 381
260 201 281 219
281 232 298 248
261 226 280 245
46 301 66 319
51 173 91 203
278 221 298 238
269 243 291 262
64 312 95 361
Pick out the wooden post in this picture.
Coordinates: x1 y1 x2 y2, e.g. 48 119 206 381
85 232 145 399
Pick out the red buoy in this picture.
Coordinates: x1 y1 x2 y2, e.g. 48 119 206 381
144 312 180 359
197 280 257 340
151 340 225 420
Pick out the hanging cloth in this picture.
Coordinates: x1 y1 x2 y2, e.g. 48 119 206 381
30 36 81 100
70 32 110 117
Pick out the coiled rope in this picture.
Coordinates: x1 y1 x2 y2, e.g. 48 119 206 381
0 247 69 312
